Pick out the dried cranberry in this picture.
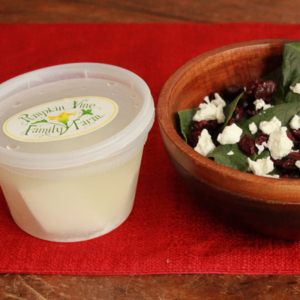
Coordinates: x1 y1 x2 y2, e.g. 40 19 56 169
246 78 263 92
192 120 218 134
255 78 263 85
246 109 262 117
280 173 290 179
222 85 244 101
282 159 298 170
253 85 266 99
287 132 295 144
263 80 277 96
254 133 269 145
193 120 209 132
187 131 201 148
263 96 272 105
244 89 253 97
287 152 300 161
228 118 235 126
244 78 277 102
238 134 255 157
210 120 219 132
228 106 244 125
291 129 300 139
294 140 300 148
289 171 300 179
238 96 250 109
234 106 243 122
253 81 277 99
272 152 300 175
271 158 285 167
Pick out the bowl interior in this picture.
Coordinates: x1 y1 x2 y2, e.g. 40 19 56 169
158 39 300 203
167 40 285 128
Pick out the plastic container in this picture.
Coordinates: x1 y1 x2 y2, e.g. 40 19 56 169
0 63 155 242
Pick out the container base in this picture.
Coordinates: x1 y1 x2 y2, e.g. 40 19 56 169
0 150 143 242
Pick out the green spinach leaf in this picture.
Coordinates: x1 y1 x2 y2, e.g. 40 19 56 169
284 90 300 103
262 66 285 105
213 92 244 137
282 43 300 96
178 108 199 142
241 102 300 136
208 102 300 171
262 66 282 83
272 88 285 105
207 143 249 171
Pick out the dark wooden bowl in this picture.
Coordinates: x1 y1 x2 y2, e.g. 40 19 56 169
157 39 300 240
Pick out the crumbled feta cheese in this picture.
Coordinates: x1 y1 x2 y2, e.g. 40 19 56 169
193 103 218 122
263 174 280 178
263 104 273 110
259 116 282 135
267 127 293 160
255 142 268 155
254 99 266 110
249 122 257 135
290 83 300 94
215 105 225 123
193 93 226 124
217 123 243 145
194 129 216 157
253 99 273 111
210 93 226 108
204 96 210 104
227 151 234 155
256 144 264 155
247 156 274 176
296 161 300 169
290 115 300 130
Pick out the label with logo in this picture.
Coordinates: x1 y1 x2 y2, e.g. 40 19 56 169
3 97 118 142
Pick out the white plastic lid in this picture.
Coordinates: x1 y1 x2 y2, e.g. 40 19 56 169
0 63 155 174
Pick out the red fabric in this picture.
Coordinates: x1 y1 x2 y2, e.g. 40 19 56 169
1 23 300 275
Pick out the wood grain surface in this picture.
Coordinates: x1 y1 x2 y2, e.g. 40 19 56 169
0 0 299 24
2 274 300 299
1 0 300 299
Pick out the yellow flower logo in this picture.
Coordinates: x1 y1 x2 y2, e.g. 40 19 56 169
48 112 77 126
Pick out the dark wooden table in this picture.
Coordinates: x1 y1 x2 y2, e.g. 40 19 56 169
1 0 300 299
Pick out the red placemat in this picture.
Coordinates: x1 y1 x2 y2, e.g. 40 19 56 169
1 23 300 275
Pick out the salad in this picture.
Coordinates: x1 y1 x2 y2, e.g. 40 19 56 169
178 43 300 179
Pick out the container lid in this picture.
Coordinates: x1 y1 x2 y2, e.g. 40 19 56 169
0 63 155 170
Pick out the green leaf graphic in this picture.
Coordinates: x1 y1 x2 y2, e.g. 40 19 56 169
81 109 93 116
33 119 48 124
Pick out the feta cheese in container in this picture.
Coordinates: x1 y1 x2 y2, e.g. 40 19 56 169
0 63 155 242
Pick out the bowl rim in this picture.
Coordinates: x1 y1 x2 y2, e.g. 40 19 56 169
157 38 300 202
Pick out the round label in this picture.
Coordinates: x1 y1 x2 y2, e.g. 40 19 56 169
3 97 118 142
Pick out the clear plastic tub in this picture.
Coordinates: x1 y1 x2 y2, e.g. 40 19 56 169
0 63 155 242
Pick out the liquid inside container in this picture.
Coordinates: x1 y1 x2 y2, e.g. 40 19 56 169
0 63 155 242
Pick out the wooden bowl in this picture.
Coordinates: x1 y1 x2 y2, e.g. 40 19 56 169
157 39 300 240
